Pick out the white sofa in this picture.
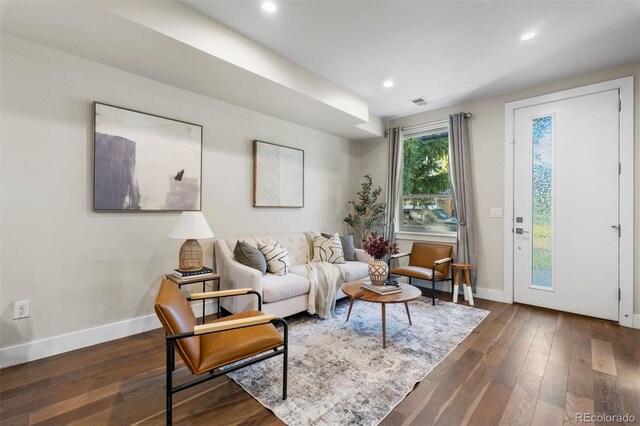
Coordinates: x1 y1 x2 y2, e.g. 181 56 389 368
214 233 372 318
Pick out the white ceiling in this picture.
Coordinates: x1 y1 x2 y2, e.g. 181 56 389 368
182 0 640 118
0 1 383 139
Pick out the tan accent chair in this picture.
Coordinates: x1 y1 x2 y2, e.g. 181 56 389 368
154 279 288 425
390 243 453 305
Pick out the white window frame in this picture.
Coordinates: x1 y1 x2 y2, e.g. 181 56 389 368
396 119 457 242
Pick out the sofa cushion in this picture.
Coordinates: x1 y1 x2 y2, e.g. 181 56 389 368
321 233 356 261
335 261 369 282
290 261 367 283
262 272 311 303
289 264 308 278
258 243 291 276
234 241 267 275
312 233 345 264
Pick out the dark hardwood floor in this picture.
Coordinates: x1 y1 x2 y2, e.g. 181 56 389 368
1 291 639 425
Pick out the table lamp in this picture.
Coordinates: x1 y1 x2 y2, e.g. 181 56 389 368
169 212 214 271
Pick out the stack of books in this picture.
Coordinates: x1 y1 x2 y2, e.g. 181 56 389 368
173 267 213 279
362 282 402 295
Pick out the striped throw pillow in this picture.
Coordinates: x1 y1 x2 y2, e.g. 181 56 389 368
312 233 345 264
258 243 291 276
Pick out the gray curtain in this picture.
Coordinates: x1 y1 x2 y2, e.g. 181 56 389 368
385 127 403 244
449 113 477 291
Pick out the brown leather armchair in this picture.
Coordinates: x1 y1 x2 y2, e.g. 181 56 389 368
390 243 453 305
154 279 288 425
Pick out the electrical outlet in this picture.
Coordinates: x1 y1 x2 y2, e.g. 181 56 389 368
490 208 502 218
13 300 30 319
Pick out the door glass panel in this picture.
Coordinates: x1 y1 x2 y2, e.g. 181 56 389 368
532 116 553 288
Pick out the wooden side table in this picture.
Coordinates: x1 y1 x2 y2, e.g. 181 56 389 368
165 273 221 324
341 280 422 349
451 263 474 306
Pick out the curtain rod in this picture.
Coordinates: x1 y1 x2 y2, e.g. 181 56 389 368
386 112 472 137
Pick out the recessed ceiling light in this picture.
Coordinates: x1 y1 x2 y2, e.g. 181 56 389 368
383 80 394 88
521 32 536 41
262 2 277 13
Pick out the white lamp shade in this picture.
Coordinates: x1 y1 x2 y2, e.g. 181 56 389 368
169 212 214 240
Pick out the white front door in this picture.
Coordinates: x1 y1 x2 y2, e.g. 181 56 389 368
513 89 620 321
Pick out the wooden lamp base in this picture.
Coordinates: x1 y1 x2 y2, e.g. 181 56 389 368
178 239 203 271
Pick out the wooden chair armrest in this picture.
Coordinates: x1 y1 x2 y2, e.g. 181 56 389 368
190 288 253 300
390 252 411 259
433 257 453 266
193 314 276 335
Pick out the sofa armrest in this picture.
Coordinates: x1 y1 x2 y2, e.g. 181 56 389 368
354 248 373 263
215 240 264 312
224 256 263 299
227 257 262 285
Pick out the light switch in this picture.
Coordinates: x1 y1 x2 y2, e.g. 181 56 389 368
490 208 502 218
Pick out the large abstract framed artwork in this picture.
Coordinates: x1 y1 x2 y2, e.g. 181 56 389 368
253 140 304 208
93 103 203 212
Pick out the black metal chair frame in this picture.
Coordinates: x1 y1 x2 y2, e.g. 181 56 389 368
165 291 288 425
392 257 453 305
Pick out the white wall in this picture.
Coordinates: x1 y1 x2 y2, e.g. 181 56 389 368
0 36 359 353
361 60 640 315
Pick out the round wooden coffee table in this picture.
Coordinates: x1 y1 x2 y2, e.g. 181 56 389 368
341 280 422 349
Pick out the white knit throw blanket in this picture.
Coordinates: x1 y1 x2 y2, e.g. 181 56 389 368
306 261 342 319
304 232 344 319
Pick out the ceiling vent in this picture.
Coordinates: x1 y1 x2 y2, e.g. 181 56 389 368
410 97 429 106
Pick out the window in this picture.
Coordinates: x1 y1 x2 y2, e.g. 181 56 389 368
400 125 457 234
531 115 553 288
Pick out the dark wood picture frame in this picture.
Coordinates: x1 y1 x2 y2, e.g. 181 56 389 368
253 140 304 208
93 102 203 212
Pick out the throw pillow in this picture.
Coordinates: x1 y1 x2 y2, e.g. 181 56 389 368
234 241 267 275
258 243 291 276
313 233 345 264
321 232 355 261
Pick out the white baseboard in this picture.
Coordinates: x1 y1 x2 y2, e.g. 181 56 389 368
10 291 627 368
400 278 505 303
474 287 507 303
0 300 216 369
634 314 640 329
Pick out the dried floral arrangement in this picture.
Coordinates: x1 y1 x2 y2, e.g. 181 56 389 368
363 232 399 260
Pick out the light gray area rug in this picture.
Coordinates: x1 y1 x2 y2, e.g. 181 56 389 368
228 296 489 425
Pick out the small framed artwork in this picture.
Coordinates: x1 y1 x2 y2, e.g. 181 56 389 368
253 140 304 208
93 102 203 212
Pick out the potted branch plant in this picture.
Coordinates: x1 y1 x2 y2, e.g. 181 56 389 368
363 232 399 286
343 175 387 243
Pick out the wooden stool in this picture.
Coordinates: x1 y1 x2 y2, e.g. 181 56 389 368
451 263 474 306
